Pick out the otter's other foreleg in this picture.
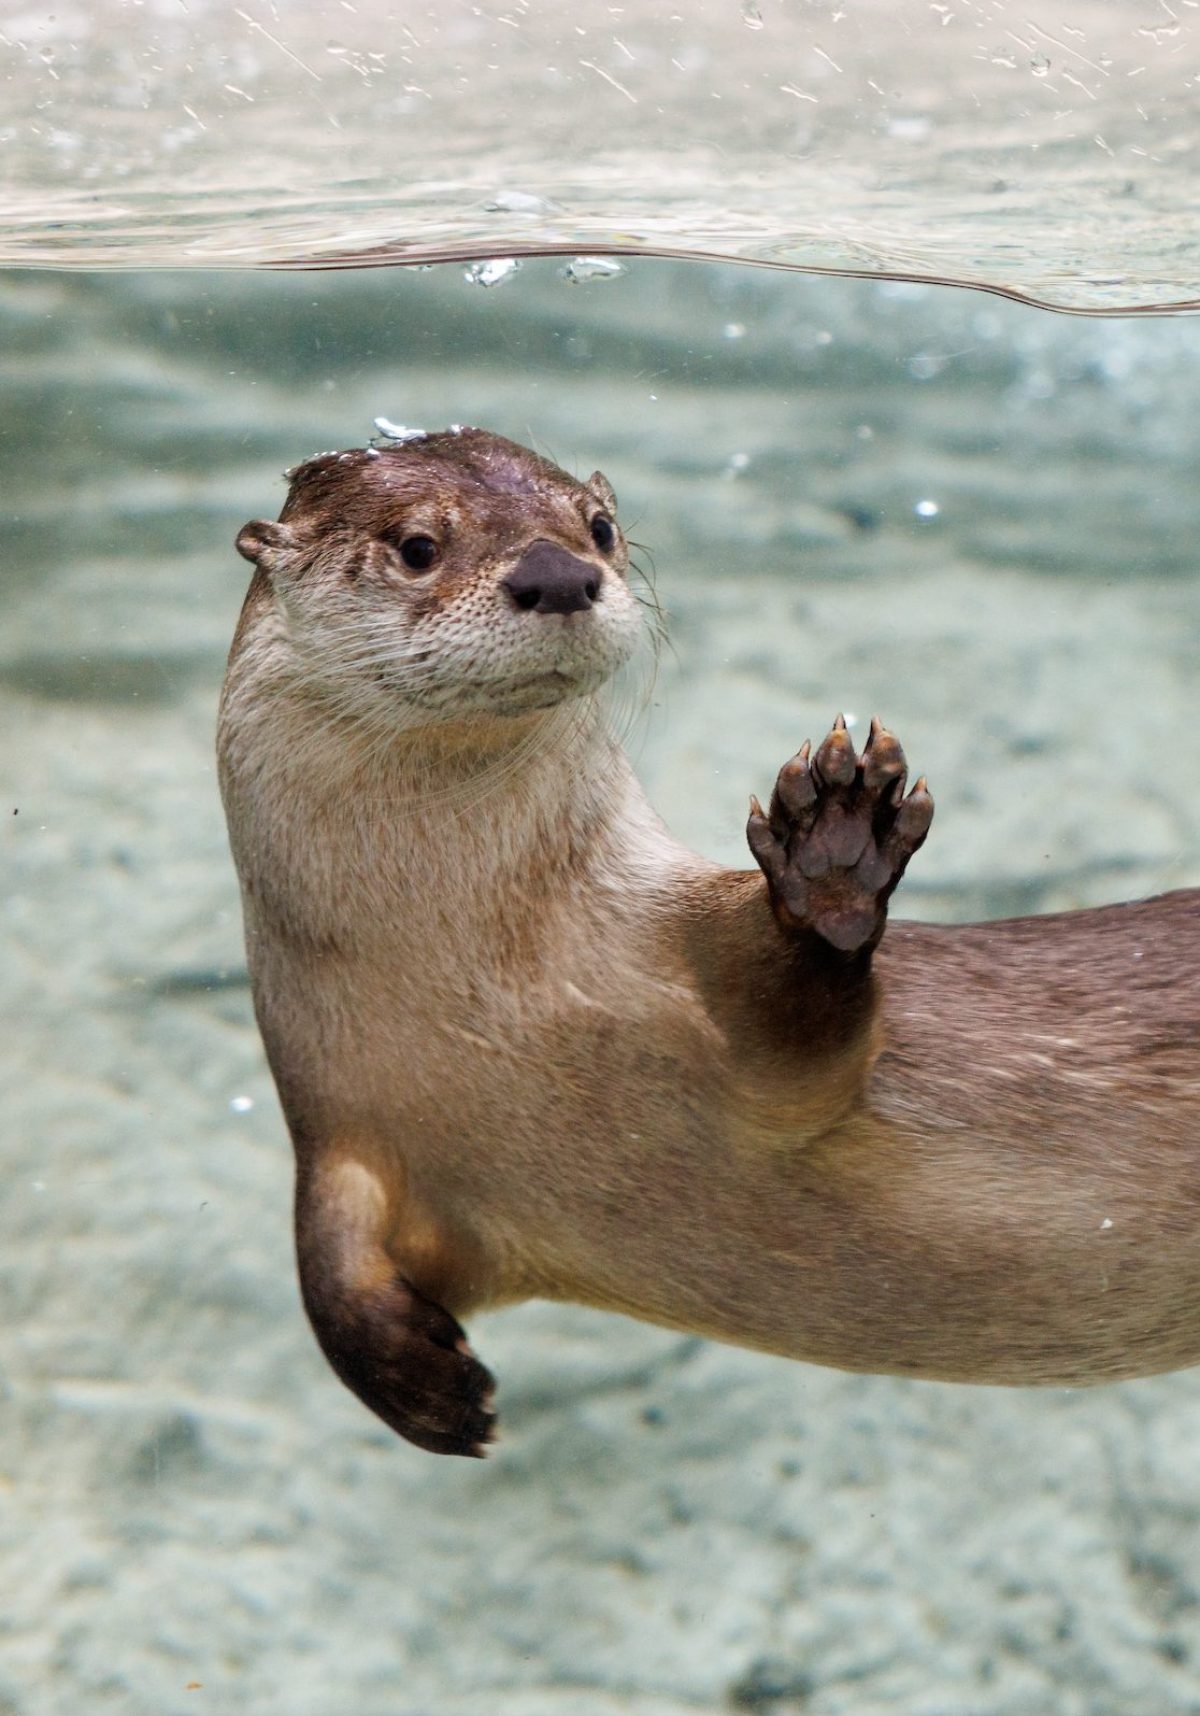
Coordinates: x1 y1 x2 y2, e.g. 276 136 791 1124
748 715 933 956
676 717 932 1135
294 1153 496 1457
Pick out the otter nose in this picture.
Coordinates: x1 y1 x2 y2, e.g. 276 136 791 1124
503 540 600 616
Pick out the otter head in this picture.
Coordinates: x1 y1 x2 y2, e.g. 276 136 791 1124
235 428 644 728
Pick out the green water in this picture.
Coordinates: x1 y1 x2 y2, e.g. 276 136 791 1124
5 258 1200 1715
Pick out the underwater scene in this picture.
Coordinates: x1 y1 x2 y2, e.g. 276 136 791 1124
4 255 1200 1713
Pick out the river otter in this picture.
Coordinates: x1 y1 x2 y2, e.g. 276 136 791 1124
218 426 1200 1457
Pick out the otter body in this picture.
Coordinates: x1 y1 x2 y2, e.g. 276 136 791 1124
218 428 1200 1456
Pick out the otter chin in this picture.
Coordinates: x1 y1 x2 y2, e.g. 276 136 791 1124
219 425 1200 1460
495 681 583 714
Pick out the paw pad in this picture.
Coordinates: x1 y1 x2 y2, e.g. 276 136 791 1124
747 715 933 954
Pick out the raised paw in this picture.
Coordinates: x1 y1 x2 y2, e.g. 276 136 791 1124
313 1275 497 1459
746 714 933 955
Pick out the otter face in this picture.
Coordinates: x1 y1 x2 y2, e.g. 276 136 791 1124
235 428 645 726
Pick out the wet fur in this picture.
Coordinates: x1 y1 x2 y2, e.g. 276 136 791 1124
219 429 1200 1455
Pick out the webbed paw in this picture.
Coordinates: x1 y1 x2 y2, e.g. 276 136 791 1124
316 1276 497 1458
747 714 933 955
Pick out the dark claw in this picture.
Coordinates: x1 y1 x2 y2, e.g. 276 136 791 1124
747 794 787 887
890 779 935 851
813 717 857 788
772 745 817 823
862 719 907 792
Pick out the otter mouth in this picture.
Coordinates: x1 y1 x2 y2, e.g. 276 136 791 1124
509 670 574 693
394 666 603 722
494 669 584 711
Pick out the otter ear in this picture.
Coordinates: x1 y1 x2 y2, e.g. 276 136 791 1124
236 518 296 570
585 470 617 515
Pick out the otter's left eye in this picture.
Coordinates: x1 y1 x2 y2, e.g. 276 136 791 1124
396 534 438 572
590 514 616 553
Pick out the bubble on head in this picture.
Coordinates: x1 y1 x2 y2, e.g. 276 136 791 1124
373 417 428 443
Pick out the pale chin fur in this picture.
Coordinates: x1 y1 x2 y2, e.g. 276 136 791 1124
293 582 645 734
459 676 598 718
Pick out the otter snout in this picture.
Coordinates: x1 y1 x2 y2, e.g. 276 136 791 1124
503 541 601 616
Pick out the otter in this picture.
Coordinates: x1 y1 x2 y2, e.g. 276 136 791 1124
218 426 1200 1458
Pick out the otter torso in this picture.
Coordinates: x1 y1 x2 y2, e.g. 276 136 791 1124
218 428 1200 1456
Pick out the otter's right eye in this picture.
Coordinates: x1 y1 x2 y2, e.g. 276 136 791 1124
394 534 438 573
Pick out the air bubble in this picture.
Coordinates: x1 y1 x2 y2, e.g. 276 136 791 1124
741 1 764 28
373 417 427 442
887 116 931 141
908 351 945 381
464 257 521 288
484 190 561 215
1030 52 1051 77
559 256 626 285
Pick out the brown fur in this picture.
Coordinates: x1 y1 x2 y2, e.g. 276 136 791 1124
218 428 1200 1456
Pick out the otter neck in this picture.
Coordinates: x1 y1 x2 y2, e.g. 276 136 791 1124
223 679 641 953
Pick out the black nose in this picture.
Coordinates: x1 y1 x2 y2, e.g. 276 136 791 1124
503 540 600 615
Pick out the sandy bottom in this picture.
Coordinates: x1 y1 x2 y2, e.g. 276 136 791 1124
4 261 1200 1715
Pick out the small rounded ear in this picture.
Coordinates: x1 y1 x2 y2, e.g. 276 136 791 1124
585 470 617 515
235 518 296 569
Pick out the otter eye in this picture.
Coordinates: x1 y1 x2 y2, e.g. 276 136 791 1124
590 514 616 553
394 534 438 572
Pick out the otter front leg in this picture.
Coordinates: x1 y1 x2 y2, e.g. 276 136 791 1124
747 715 933 955
294 1155 496 1457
